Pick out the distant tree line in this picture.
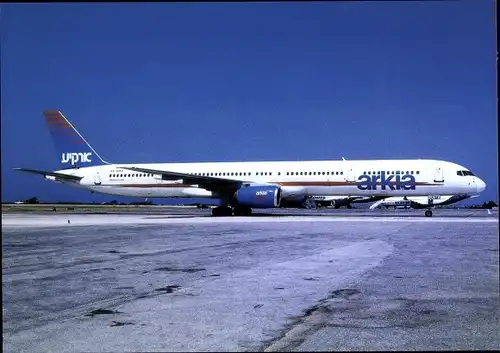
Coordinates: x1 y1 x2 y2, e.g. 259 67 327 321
467 201 498 209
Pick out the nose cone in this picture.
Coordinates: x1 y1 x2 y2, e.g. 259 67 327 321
476 178 486 193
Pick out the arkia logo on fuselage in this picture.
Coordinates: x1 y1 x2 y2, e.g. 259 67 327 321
357 172 416 191
61 152 92 165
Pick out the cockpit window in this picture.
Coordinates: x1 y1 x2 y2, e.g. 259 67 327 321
457 170 474 176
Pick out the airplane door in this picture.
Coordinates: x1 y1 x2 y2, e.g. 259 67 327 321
94 172 102 185
434 165 444 182
344 167 356 182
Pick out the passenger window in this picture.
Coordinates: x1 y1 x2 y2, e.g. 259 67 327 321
278 172 281 176
309 172 312 175
335 172 339 175
341 172 343 175
416 171 420 175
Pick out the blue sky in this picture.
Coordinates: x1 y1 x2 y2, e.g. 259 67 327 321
1 1 497 205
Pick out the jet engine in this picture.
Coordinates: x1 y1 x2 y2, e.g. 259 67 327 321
234 185 282 208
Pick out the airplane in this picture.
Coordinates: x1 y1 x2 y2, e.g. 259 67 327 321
279 195 382 209
369 194 478 210
311 195 387 208
14 111 487 218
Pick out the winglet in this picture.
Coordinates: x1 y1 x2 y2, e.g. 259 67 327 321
43 110 110 168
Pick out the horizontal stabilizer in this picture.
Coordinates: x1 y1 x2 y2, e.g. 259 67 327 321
13 168 83 181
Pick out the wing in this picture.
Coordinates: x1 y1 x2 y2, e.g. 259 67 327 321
119 166 245 193
13 168 83 182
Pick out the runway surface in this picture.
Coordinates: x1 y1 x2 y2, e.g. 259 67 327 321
2 210 499 352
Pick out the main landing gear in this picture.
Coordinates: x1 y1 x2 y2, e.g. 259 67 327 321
424 209 433 217
211 206 253 217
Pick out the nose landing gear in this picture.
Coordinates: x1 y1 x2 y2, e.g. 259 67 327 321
425 196 434 217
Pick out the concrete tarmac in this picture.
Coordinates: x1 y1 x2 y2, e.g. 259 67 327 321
2 210 499 352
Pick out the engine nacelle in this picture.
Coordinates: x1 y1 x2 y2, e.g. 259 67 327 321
235 185 282 208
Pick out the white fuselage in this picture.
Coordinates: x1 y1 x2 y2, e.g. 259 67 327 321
52 159 485 200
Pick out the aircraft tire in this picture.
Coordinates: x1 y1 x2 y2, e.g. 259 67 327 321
233 206 252 216
212 206 233 217
425 210 433 217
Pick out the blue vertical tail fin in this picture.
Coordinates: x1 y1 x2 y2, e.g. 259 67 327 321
43 110 110 168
